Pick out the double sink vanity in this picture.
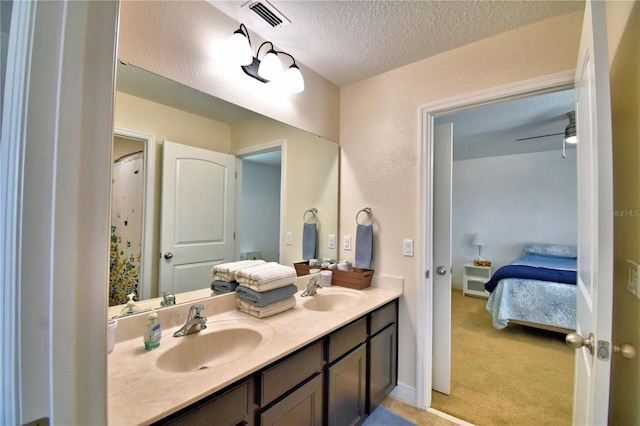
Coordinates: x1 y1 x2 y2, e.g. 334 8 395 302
108 279 401 425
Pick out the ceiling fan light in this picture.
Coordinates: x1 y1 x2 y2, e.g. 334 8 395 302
285 64 304 93
228 28 253 66
258 49 283 81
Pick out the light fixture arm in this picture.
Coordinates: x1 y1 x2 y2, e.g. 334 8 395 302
238 23 252 48
256 41 275 58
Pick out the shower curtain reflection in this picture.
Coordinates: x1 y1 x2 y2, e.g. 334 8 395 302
109 150 144 305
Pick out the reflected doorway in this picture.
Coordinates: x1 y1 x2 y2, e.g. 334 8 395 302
239 148 282 263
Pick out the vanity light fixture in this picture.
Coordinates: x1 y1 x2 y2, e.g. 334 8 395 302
229 23 304 93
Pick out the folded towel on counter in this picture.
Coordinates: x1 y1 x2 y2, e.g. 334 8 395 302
235 262 297 291
210 280 239 295
236 284 298 307
236 296 296 318
211 259 266 282
302 222 317 260
355 223 373 269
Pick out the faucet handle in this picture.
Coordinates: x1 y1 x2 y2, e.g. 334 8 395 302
191 304 205 317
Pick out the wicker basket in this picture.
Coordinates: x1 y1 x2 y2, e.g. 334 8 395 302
293 262 374 290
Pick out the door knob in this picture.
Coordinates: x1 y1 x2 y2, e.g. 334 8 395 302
436 266 447 276
614 343 637 359
566 332 595 355
164 252 174 259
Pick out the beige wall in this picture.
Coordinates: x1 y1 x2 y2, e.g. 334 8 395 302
339 11 583 394
607 2 640 423
117 0 340 142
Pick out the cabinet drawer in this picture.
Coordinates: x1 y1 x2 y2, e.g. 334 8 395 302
260 373 323 426
260 341 323 406
370 302 397 336
328 317 367 363
163 379 251 426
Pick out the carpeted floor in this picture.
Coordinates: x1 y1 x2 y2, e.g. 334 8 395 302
430 289 574 425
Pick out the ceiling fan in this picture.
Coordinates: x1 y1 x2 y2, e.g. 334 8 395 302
516 111 576 143
516 111 576 158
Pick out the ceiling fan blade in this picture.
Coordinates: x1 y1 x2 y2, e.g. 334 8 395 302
516 132 564 142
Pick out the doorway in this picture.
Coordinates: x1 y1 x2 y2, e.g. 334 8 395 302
416 71 577 410
238 148 283 263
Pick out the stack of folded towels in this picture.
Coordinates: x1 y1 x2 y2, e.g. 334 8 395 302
210 259 266 295
234 262 298 318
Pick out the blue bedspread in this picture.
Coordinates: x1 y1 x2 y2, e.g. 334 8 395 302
485 252 577 330
484 265 576 293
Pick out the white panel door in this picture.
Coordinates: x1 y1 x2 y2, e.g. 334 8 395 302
432 123 453 394
570 1 614 424
160 141 236 295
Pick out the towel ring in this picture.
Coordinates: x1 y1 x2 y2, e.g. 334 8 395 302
356 207 374 225
303 208 318 224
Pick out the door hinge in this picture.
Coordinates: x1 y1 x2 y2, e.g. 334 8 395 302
425 270 430 279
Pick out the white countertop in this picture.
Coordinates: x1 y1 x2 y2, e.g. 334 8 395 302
108 283 401 425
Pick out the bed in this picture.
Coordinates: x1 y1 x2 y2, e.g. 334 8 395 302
484 243 577 333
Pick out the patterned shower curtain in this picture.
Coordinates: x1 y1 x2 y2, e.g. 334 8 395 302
109 151 144 306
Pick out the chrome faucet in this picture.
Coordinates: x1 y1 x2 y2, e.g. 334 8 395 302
160 291 175 307
173 304 207 337
301 276 322 297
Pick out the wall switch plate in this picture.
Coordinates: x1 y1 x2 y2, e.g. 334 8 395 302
627 260 639 298
343 235 352 251
328 234 336 249
403 239 414 257
286 232 292 245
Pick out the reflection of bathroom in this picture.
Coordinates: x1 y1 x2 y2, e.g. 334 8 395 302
109 136 145 306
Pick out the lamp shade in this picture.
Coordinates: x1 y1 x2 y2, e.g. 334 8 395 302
472 233 487 246
228 29 253 66
285 64 304 93
258 49 283 81
565 111 577 144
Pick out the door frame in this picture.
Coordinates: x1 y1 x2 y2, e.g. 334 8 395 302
113 127 156 300
233 140 286 263
416 70 575 409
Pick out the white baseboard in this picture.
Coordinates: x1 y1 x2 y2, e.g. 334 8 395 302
390 382 417 406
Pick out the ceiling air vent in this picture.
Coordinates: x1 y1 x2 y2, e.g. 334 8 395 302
243 0 291 28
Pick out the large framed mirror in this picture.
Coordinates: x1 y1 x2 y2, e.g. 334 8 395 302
108 63 339 317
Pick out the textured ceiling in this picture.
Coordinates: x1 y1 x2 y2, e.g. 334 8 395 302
208 0 585 86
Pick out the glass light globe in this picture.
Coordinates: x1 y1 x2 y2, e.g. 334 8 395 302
228 30 253 66
258 49 283 81
285 64 304 93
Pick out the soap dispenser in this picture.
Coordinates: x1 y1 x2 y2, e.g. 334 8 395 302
119 293 141 316
143 309 162 351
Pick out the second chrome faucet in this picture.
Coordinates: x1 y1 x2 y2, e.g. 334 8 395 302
173 304 207 337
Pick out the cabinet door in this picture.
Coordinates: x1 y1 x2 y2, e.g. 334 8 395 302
163 379 252 426
368 324 397 412
260 374 323 426
327 344 367 426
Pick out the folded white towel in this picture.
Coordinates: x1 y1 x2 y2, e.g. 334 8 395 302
211 259 266 282
235 262 297 291
236 296 296 318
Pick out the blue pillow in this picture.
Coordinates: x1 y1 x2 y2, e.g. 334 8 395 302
523 243 577 258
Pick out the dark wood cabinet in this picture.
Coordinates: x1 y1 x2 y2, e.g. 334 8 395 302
327 344 367 426
367 300 398 414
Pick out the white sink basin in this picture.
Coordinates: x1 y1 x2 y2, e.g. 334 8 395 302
157 325 268 373
302 288 365 312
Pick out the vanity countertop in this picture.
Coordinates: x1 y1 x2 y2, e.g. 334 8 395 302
108 284 401 425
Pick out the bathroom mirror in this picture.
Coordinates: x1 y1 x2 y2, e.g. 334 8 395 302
108 63 339 316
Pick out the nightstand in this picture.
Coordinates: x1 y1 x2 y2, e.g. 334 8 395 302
463 263 492 298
